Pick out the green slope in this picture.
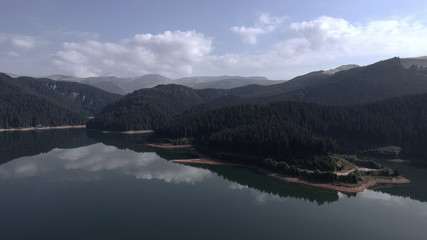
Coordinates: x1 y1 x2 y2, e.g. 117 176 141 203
0 74 86 128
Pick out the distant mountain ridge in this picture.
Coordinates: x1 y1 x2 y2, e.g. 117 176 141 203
218 57 427 105
42 74 280 94
176 76 279 89
86 56 427 132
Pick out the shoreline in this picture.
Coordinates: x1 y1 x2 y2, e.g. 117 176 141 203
171 158 249 167
102 130 154 134
389 159 412 163
146 143 192 149
258 168 410 193
172 157 410 193
155 144 411 193
0 125 86 132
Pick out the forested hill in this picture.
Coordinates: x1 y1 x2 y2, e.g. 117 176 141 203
85 57 427 131
155 93 427 163
0 73 122 116
86 84 207 131
225 57 427 105
0 75 86 129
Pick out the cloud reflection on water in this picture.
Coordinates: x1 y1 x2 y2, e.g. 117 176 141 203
0 143 212 184
2 142 425 209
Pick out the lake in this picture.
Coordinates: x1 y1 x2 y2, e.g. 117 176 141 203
0 129 426 239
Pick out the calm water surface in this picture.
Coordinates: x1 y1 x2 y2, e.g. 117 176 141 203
0 129 426 239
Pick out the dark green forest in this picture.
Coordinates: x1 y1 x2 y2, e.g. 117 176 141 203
87 84 207 130
83 57 427 179
2 57 427 181
155 93 427 169
8 75 121 116
0 73 120 129
0 76 86 128
87 57 427 133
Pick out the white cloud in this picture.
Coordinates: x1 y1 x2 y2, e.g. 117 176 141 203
11 35 35 50
230 26 265 45
52 50 102 77
205 16 427 78
48 15 427 79
279 16 427 61
231 13 285 45
6 51 20 57
0 33 37 50
52 30 212 78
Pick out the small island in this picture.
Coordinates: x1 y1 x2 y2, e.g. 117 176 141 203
147 143 410 193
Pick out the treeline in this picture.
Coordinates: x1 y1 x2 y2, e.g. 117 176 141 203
0 73 121 129
86 103 170 131
155 93 427 165
85 58 427 132
87 84 208 130
0 78 86 129
10 76 121 116
0 95 86 128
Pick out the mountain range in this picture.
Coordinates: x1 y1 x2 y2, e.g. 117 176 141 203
3 55 427 188
84 57 427 136
3 56 427 170
2 56 427 131
42 74 281 94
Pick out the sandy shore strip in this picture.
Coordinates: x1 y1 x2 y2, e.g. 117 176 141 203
102 130 154 134
146 143 192 149
389 159 412 163
0 125 86 132
258 168 410 193
173 158 410 193
171 158 246 166
160 144 411 193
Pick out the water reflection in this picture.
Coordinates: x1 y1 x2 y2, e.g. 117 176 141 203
228 182 288 204
368 160 427 203
178 163 340 205
1 130 427 240
90 131 427 204
0 143 213 184
86 131 340 204
1 129 427 206
340 189 427 216
0 129 94 165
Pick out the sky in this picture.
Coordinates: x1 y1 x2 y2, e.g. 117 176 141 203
1 0 427 80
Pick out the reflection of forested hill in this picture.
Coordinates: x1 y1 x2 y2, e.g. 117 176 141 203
85 131 194 160
85 130 340 204
85 131 152 152
174 163 340 205
0 129 94 165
